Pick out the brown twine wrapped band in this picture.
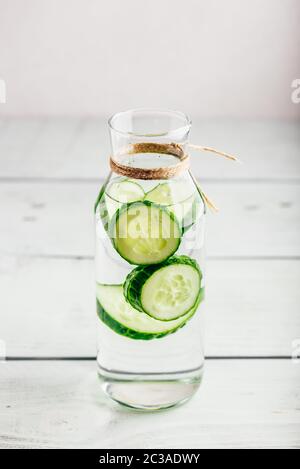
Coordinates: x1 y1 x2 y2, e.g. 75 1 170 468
109 142 190 180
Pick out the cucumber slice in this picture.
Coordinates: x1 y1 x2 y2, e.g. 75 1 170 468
124 255 202 321
105 179 145 218
145 182 188 205
144 182 197 228
109 201 181 265
96 284 198 340
95 179 145 232
108 180 145 203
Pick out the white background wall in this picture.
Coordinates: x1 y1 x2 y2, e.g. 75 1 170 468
0 0 299 118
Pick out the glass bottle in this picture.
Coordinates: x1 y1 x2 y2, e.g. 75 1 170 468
95 109 205 410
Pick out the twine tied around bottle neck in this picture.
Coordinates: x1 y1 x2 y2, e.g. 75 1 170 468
109 143 189 180
109 142 239 212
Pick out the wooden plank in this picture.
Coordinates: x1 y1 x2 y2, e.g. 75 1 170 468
0 118 109 180
0 118 299 180
0 256 94 357
1 256 299 357
0 360 299 448
206 181 300 257
0 181 299 258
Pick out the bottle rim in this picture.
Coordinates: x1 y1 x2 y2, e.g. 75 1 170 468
108 108 192 138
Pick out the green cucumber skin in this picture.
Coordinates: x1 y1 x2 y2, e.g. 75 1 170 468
109 200 182 265
96 292 203 341
95 182 111 233
94 187 105 214
97 299 162 340
123 264 158 312
123 255 203 320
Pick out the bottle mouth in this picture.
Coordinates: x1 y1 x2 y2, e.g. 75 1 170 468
108 108 191 138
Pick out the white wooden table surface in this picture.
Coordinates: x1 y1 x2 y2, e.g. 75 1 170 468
0 118 299 449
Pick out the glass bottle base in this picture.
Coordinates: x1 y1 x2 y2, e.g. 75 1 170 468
98 365 204 411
